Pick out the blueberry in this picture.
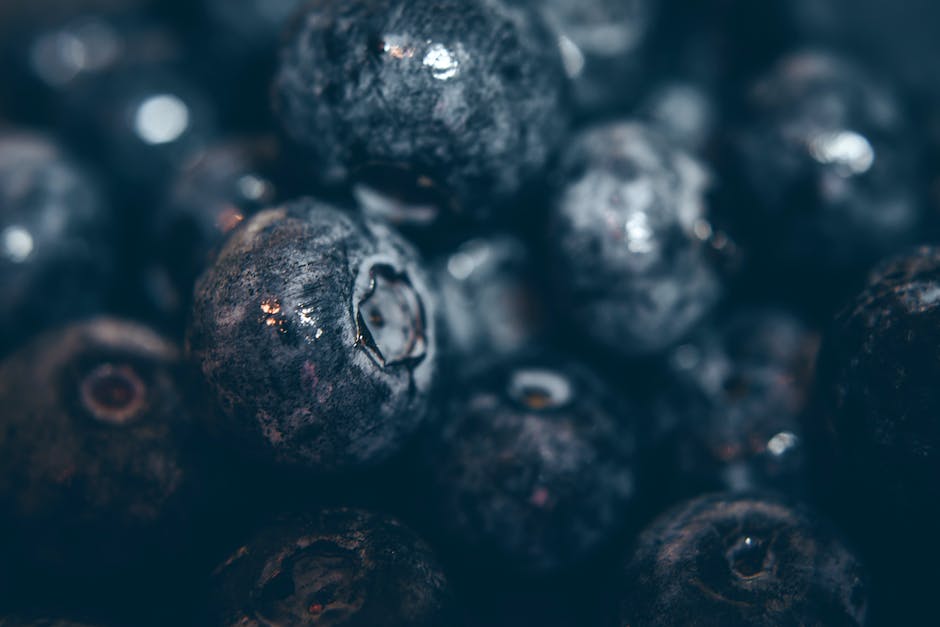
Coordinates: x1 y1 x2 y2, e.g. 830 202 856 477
420 354 641 574
210 508 456 627
812 246 940 518
662 309 818 497
0 131 114 354
546 121 725 357
149 136 288 327
0 318 206 579
273 0 569 217
724 50 925 281
507 0 658 116
60 62 217 198
188 199 439 474
434 234 544 362
621 493 870 626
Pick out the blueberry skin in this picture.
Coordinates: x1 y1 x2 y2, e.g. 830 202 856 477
621 493 870 627
421 354 640 575
210 509 455 627
273 0 569 216
726 50 924 279
433 234 543 362
0 132 113 354
638 80 717 155
507 0 658 116
188 199 438 474
0 318 205 578
150 136 288 326
812 246 940 519
662 309 818 497
547 121 723 357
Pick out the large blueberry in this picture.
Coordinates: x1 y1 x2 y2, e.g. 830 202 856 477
0 318 206 579
621 493 870 626
725 50 925 279
547 121 724 357
421 354 641 574
273 0 569 217
188 199 438 473
662 309 818 498
210 509 455 627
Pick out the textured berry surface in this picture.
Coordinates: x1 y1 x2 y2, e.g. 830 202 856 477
274 0 569 215
422 354 641 574
210 509 455 627
547 121 723 356
189 199 438 473
0 318 204 578
622 493 870 627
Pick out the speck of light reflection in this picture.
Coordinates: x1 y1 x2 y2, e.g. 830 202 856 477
1 226 35 263
423 43 459 80
134 94 191 145
808 130 875 175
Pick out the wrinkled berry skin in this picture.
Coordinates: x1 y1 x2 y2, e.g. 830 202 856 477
188 199 438 474
421 354 640 574
547 121 723 357
274 0 568 215
508 0 657 116
725 51 924 280
434 234 543 362
621 493 870 627
0 318 204 578
210 509 455 627
150 136 288 327
662 309 818 497
813 247 940 518
0 132 113 354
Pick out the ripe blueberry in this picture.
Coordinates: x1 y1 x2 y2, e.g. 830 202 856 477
421 354 641 574
621 493 870 626
547 121 724 356
0 318 205 579
273 0 569 217
210 509 455 627
188 199 438 474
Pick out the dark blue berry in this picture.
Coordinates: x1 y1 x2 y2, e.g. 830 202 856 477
188 199 439 474
273 0 569 217
421 354 642 574
0 131 114 354
621 493 870 626
547 121 725 357
725 50 925 281
0 318 206 579
662 309 818 497
210 509 455 627
813 246 940 518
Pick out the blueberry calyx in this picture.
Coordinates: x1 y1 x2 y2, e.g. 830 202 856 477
355 263 427 368
79 363 146 425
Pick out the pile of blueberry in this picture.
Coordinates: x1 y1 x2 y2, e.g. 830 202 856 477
1 0 939 625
